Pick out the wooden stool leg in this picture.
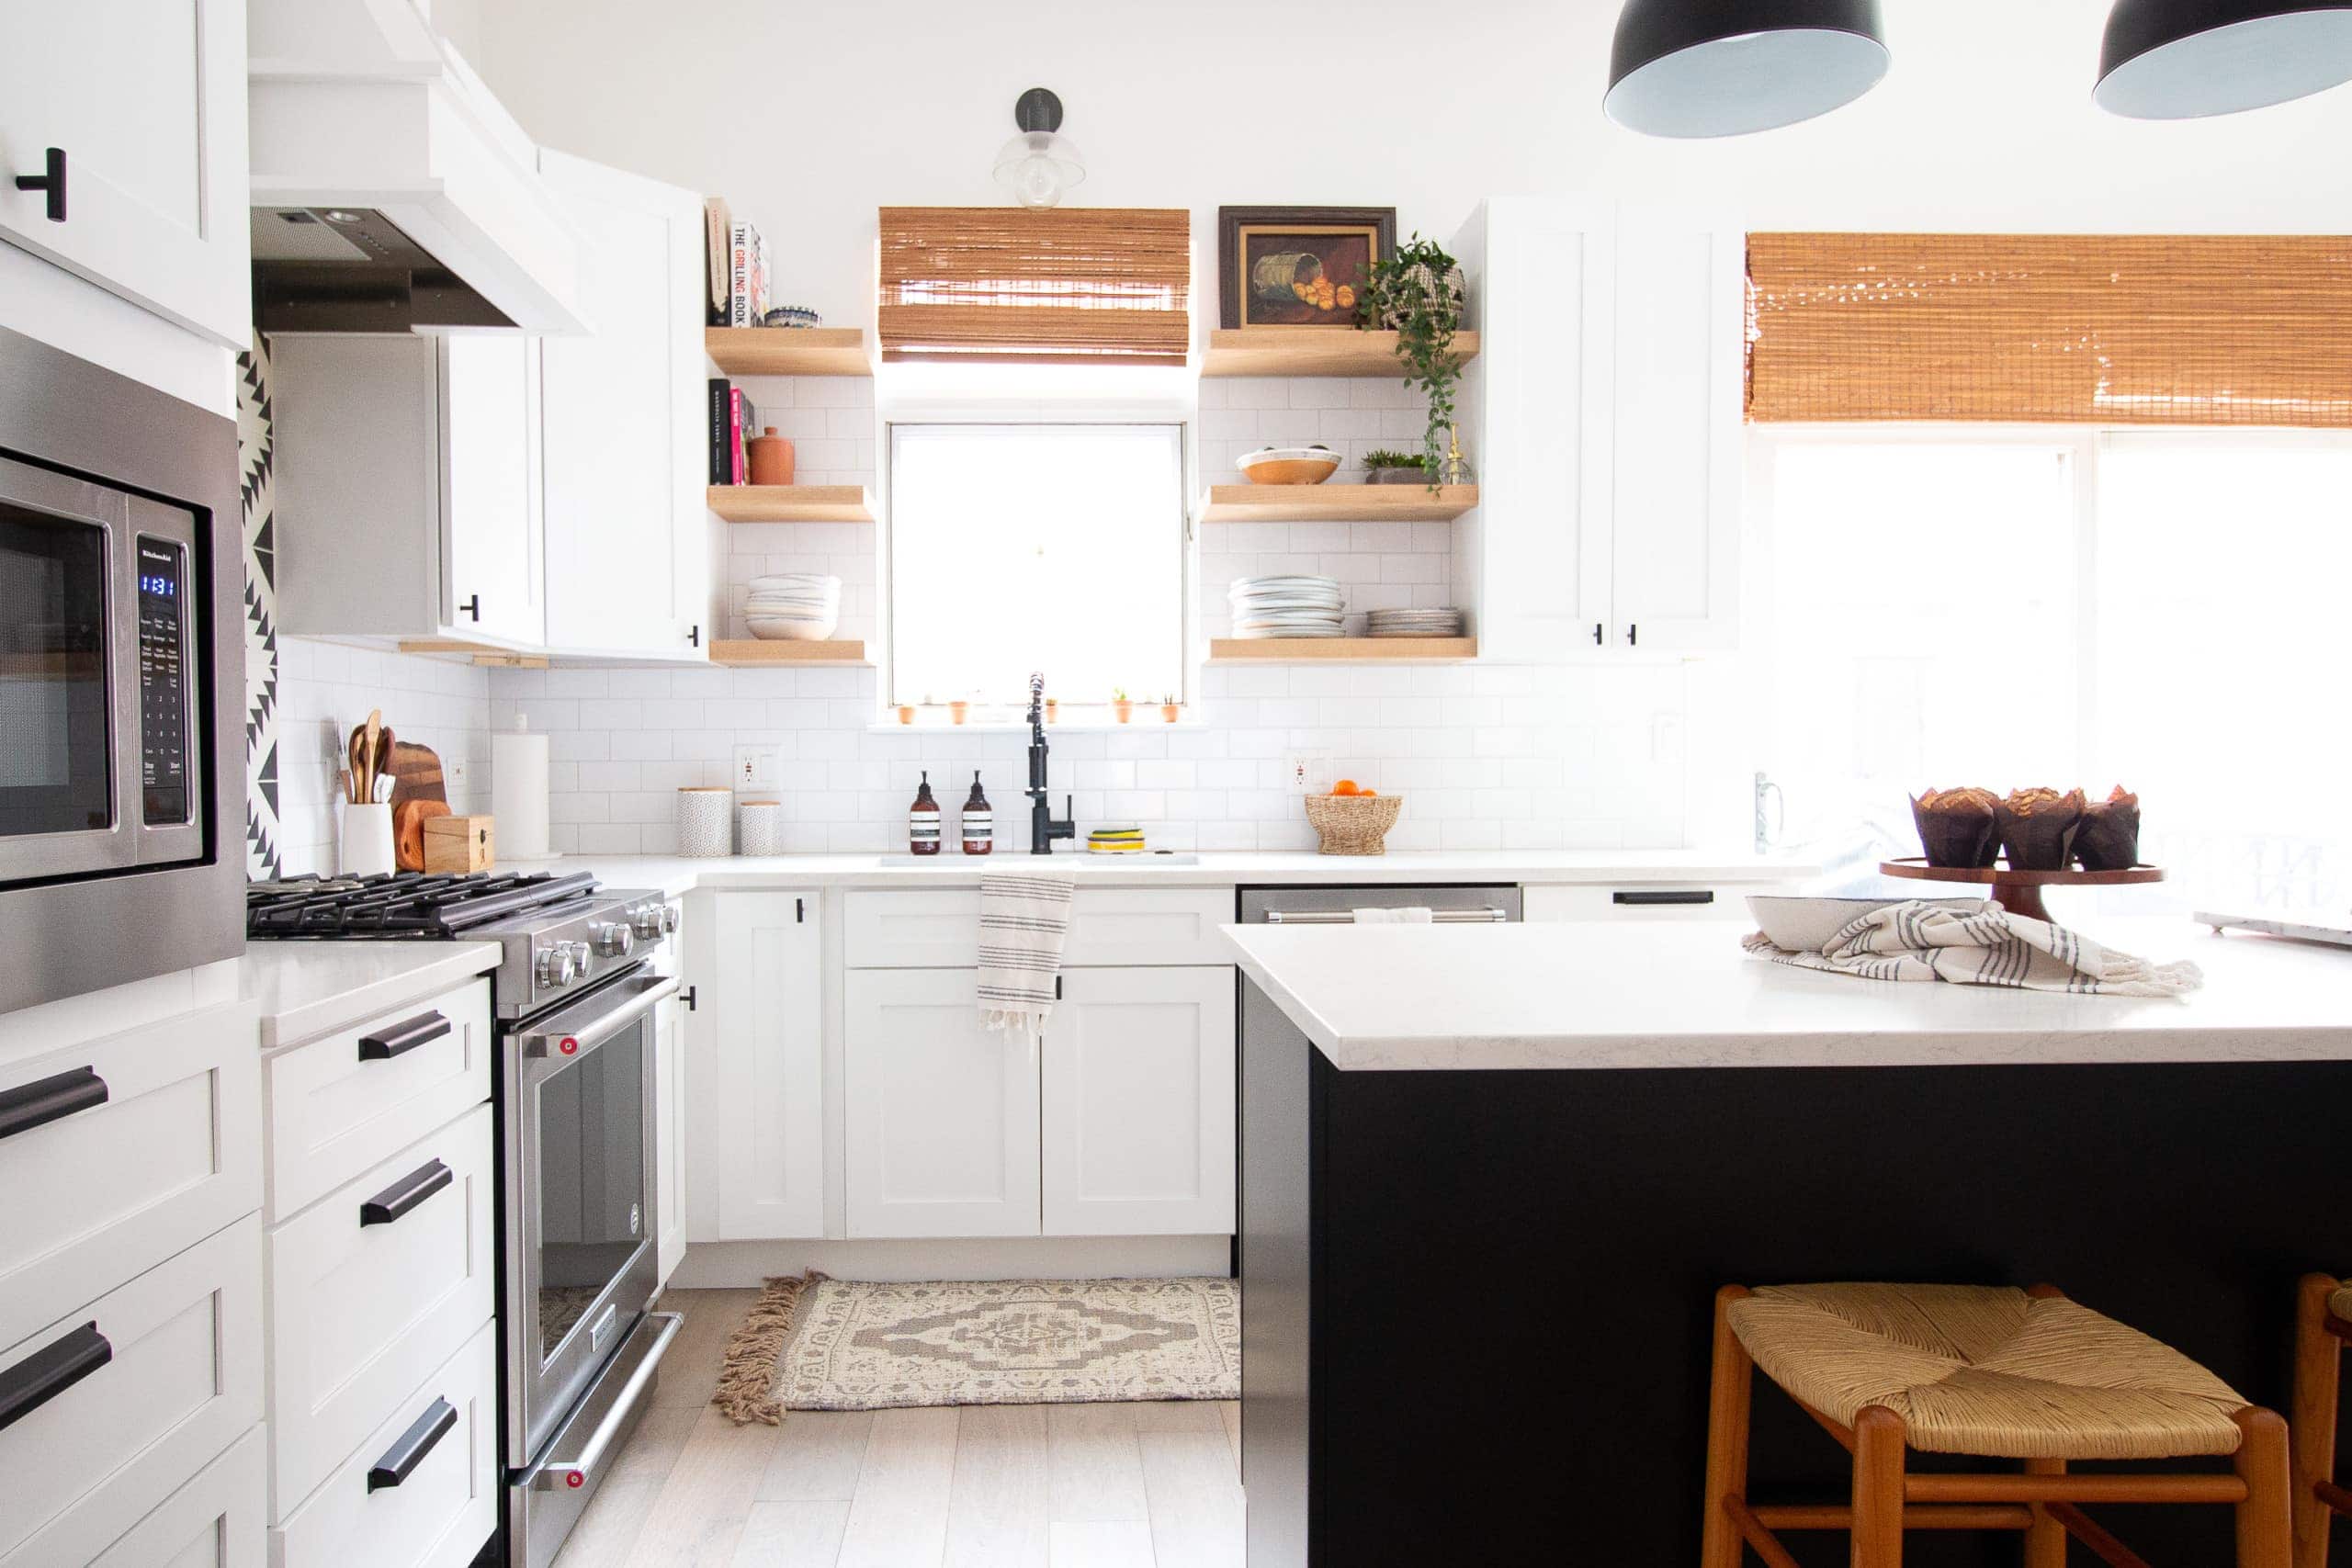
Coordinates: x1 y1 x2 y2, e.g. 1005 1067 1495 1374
2239 1405 2295 1568
1851 1405 1906 1568
2024 1458 2066 1568
1702 1285 1756 1568
2291 1276 2343 1568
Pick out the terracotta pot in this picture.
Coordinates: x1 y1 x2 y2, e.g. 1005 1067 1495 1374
1160 704 1181 723
747 426 796 486
1113 700 1134 724
896 705 915 725
949 700 969 726
1045 699 1058 723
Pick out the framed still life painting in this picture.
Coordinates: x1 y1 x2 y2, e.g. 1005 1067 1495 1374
1217 206 1396 330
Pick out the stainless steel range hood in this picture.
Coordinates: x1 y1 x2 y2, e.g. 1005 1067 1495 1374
248 0 587 334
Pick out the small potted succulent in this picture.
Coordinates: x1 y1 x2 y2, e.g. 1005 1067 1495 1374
1159 694 1182 723
895 702 916 725
1044 695 1059 724
1112 688 1134 724
1360 448 1432 486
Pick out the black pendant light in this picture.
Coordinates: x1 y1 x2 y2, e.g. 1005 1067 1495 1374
1605 0 1891 138
2097 1 2352 118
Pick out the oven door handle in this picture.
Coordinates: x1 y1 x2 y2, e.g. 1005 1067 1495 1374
518 975 680 1066
529 1311 683 1491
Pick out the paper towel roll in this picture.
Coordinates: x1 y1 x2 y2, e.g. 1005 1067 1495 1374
492 716 554 862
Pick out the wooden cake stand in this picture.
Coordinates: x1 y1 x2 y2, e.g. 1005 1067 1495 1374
1879 859 2165 923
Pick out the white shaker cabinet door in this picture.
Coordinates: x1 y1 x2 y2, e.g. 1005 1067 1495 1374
712 894 825 1239
439 333 546 647
1460 196 1616 663
0 0 251 347
537 150 709 658
1042 966 1235 1237
842 970 1042 1240
1607 209 1745 655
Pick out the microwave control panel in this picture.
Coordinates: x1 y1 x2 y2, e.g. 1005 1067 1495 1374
136 536 190 826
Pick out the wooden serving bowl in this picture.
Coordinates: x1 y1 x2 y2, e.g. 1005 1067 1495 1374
1238 446 1340 486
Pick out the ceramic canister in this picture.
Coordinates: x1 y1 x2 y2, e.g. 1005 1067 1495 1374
677 786 734 856
747 426 796 486
739 799 781 856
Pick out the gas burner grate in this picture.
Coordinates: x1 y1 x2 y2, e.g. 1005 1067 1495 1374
247 870 600 938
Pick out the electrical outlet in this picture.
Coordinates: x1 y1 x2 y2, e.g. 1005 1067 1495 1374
1283 752 1329 795
731 743 785 793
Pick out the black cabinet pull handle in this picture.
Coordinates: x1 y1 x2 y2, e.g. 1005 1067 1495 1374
368 1397 458 1491
0 1322 109 1433
358 1010 449 1062
0 1066 107 1142
458 594 481 622
1591 622 1603 645
1625 623 1639 646
682 987 697 1012
360 1158 453 1226
1612 889 1714 907
689 624 701 648
14 148 65 222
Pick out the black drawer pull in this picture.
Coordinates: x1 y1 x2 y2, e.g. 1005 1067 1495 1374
360 1158 453 1226
0 1066 107 1142
0 1322 109 1433
358 1010 450 1063
1612 889 1716 907
14 148 66 223
368 1397 458 1491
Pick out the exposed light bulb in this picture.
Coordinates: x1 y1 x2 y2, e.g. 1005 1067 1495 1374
1010 152 1065 209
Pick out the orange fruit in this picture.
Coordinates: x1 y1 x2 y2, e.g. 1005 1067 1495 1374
1331 779 1363 796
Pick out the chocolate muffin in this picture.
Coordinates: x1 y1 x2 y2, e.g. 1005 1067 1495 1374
1912 786 2001 869
2075 786 2142 872
1997 787 2086 872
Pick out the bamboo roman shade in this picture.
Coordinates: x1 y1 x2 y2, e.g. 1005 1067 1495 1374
1747 233 2352 426
876 208 1191 366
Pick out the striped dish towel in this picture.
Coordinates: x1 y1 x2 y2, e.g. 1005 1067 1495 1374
978 867 1077 1041
1742 900 2202 997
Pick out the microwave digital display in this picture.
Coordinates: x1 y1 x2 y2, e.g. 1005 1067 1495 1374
136 536 190 826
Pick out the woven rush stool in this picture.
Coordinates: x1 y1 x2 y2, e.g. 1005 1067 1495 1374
1702 1281 2291 1568
2290 1274 2352 1568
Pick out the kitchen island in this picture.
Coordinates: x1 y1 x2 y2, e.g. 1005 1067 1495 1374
1226 919 2352 1567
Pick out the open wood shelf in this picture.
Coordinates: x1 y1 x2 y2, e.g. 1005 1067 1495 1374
710 638 869 666
1197 484 1477 524
705 326 872 377
1208 637 1477 664
1200 328 1479 379
707 485 875 523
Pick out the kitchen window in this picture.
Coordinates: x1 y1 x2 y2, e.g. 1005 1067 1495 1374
886 423 1188 709
1753 428 2352 914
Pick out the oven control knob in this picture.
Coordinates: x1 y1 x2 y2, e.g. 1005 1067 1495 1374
536 945 577 987
662 903 680 933
629 902 666 941
591 921 635 959
565 941 593 975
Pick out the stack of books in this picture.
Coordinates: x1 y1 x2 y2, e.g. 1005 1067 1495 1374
1086 826 1147 855
706 378 761 485
705 197 771 327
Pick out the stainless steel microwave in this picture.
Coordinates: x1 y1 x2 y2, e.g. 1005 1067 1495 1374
0 326 243 1015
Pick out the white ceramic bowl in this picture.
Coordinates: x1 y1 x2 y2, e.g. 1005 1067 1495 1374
746 613 841 641
1746 894 1986 953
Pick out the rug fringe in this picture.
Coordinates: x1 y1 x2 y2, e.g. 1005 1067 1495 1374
711 1270 827 1426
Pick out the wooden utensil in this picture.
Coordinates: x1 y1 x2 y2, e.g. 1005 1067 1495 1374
386 741 449 807
347 726 370 804
373 724 395 804
394 798 452 871
363 709 384 799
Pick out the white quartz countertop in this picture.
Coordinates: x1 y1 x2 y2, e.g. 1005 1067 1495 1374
1223 920 2352 1071
538 848 1810 900
241 941 501 1050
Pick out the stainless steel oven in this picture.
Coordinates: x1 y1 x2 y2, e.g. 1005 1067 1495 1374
0 326 242 1013
502 964 681 1568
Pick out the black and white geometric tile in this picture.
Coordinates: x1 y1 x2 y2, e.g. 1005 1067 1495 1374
238 334 280 879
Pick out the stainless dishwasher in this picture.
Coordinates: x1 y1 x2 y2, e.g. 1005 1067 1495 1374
1237 884 1522 924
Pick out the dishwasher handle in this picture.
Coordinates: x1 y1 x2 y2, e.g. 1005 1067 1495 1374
1261 907 1510 925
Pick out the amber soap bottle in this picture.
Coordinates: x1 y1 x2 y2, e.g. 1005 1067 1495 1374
962 773 993 855
909 771 941 856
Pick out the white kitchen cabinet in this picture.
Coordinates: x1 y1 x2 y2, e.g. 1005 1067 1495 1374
1459 197 1742 660
654 988 686 1283
0 1 252 348
271 333 547 649
537 150 714 659
711 894 825 1239
842 970 1042 1240
1042 967 1235 1237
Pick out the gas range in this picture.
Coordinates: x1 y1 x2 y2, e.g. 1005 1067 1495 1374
246 870 676 1020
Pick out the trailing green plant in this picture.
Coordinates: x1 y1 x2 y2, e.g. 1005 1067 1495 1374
1355 233 1464 486
1357 448 1429 472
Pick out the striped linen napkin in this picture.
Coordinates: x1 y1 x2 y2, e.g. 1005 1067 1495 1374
1742 899 2202 998
978 867 1077 1041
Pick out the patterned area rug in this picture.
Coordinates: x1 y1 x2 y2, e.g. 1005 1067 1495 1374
713 1274 1238 1424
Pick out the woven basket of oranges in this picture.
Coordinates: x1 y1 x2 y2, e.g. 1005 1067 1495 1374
1303 782 1401 856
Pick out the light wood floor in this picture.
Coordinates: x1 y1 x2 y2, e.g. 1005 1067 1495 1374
552 1289 1245 1568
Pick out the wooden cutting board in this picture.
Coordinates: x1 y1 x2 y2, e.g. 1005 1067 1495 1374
394 799 452 871
386 741 448 808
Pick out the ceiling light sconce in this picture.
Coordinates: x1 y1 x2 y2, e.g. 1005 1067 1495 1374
1604 0 1891 138
992 87 1086 209
2097 0 2352 118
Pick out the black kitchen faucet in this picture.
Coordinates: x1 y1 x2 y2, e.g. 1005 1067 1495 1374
1025 671 1076 854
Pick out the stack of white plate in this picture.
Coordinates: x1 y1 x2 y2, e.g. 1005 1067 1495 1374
1229 575 1344 639
1365 606 1464 638
745 573 842 640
